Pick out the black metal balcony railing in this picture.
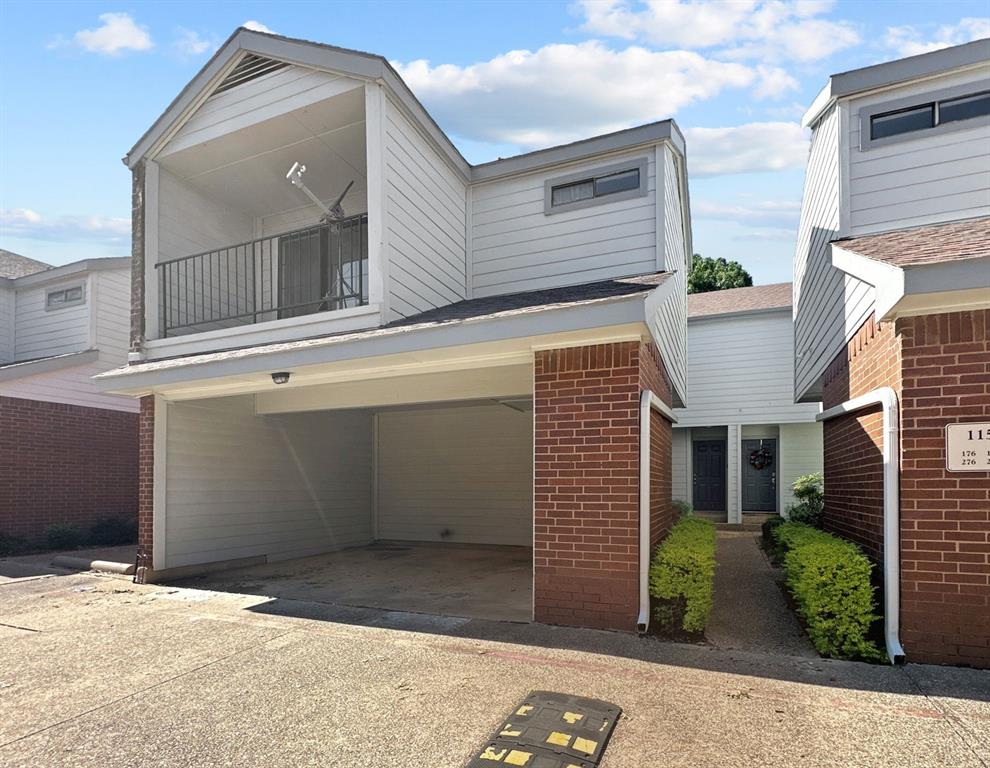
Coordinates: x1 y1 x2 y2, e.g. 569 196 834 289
156 214 368 337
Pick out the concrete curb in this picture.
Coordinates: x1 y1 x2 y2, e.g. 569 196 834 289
51 556 135 576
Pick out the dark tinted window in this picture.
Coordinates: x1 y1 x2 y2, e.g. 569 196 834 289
871 104 934 140
594 168 640 197
551 179 594 207
939 91 990 124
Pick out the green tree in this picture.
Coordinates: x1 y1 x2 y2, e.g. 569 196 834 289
687 254 753 294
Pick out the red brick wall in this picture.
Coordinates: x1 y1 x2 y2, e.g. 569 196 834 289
0 396 138 544
822 315 901 559
533 340 673 631
639 342 675 550
135 395 155 581
898 311 989 667
823 310 989 668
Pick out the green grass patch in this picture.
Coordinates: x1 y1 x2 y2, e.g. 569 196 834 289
772 522 883 661
649 516 717 634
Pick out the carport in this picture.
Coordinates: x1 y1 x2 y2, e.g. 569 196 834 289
148 363 535 622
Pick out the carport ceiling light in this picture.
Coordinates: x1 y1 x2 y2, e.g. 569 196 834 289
271 371 291 385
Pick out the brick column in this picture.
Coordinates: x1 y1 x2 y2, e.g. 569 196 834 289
135 395 155 583
130 162 146 354
534 340 673 631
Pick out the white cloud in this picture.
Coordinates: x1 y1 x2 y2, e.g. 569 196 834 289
694 198 802 227
394 41 754 149
1 208 130 245
753 66 800 100
173 28 213 58
732 228 798 242
575 0 859 62
685 122 809 176
69 12 153 56
242 20 276 34
884 18 990 58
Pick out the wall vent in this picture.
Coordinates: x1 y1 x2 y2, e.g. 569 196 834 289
213 53 289 95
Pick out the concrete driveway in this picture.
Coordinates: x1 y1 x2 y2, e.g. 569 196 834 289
0 571 987 767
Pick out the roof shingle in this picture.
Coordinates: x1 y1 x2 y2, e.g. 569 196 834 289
687 282 791 318
832 217 990 267
0 249 51 279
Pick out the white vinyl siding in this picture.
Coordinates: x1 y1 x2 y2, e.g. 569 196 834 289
650 145 689 406
779 421 824 512
0 282 13 363
469 148 657 298
677 310 822 427
13 278 91 361
162 396 373 570
793 103 874 401
94 269 131 367
383 98 467 321
0 360 139 412
165 65 364 156
672 428 689 503
847 68 990 235
376 403 532 546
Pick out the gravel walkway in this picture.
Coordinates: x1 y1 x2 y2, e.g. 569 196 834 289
707 531 817 657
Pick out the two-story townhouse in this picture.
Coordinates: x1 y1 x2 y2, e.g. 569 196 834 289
0 250 137 546
671 283 823 524
793 39 990 667
97 28 690 633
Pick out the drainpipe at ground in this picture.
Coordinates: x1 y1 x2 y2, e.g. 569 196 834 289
638 390 678 634
816 387 906 665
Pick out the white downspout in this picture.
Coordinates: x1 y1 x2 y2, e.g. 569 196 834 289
638 390 678 634
816 387 906 664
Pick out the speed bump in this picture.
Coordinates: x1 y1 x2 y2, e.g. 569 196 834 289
467 691 621 767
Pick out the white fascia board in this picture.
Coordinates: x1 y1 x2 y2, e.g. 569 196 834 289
13 258 130 289
95 294 652 395
803 83 834 128
831 245 905 320
0 349 99 383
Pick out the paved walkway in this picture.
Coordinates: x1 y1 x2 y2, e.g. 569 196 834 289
707 531 817 657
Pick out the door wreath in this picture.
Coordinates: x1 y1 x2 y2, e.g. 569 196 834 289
749 446 773 470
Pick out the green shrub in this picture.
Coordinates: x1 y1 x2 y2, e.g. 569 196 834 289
786 473 824 527
761 516 786 559
89 517 137 546
772 522 883 661
649 516 716 633
672 499 693 518
0 533 30 557
44 524 83 551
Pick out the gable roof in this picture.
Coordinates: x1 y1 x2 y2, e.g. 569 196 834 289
687 282 791 319
832 217 989 268
0 248 51 279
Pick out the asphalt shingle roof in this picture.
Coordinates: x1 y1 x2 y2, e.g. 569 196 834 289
687 282 791 318
0 249 51 279
832 217 990 267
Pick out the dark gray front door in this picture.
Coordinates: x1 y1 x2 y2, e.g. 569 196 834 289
742 438 777 512
692 440 726 511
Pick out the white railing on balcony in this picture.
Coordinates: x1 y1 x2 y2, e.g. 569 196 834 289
156 214 368 337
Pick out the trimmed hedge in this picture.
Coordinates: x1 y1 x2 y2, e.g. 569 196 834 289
649 516 717 633
772 522 883 661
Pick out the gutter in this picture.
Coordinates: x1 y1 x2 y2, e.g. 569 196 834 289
638 389 678 634
816 387 906 664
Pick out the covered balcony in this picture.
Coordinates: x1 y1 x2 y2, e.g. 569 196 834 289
146 65 377 351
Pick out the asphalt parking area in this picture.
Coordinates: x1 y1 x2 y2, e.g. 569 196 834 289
0 571 987 767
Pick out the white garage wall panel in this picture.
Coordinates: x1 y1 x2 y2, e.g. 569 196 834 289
164 396 372 569
383 97 467 320
469 148 657 297
779 421 825 512
376 404 532 546
672 428 689 503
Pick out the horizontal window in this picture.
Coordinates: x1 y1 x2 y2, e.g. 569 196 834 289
544 158 648 215
866 88 990 145
46 285 85 310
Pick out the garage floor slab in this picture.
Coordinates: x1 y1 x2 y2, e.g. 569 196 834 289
170 541 533 623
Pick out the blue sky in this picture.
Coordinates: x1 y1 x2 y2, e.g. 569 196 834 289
1 1 987 283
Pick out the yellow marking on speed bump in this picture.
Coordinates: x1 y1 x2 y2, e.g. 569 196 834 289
500 725 522 737
515 705 534 716
504 751 533 766
562 711 584 724
546 731 572 746
479 747 507 761
574 737 599 753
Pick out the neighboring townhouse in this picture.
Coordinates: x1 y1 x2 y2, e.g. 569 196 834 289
96 28 691 633
0 250 137 545
793 40 990 667
672 283 823 524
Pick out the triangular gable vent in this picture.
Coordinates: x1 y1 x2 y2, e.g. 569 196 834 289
213 53 290 95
